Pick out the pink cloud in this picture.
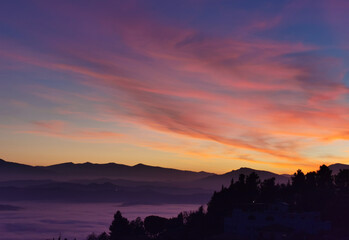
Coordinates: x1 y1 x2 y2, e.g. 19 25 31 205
1 2 348 170
20 120 123 142
32 120 66 132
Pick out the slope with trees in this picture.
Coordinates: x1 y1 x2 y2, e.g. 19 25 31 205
80 164 349 240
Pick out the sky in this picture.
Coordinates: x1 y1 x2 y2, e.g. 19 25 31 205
0 0 349 174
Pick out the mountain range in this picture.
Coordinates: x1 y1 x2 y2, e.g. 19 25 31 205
0 159 212 182
1 158 348 185
0 158 347 205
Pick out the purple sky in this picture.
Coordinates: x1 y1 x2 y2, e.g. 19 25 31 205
0 0 349 173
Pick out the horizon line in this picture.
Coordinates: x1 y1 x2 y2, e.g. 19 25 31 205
1 158 346 176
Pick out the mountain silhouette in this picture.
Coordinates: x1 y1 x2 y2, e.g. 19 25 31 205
193 167 290 190
1 158 348 205
0 159 213 182
0 159 53 179
328 163 349 175
43 161 214 181
1 158 348 190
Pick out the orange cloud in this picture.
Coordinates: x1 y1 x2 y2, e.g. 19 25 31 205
1 3 348 171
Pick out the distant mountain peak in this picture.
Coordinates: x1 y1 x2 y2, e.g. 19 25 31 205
237 167 254 171
134 163 148 167
225 167 256 174
52 162 74 166
329 163 349 174
330 163 348 167
82 162 92 165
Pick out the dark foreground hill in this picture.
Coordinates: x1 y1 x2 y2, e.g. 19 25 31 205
84 164 349 240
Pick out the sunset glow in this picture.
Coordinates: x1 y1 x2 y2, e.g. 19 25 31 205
1 0 349 173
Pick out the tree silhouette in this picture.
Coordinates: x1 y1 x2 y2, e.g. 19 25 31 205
97 232 109 240
260 177 276 203
245 172 260 201
292 169 305 192
316 164 333 189
305 171 316 189
86 233 98 240
144 215 168 236
130 217 145 236
335 169 349 192
109 211 130 240
86 164 349 240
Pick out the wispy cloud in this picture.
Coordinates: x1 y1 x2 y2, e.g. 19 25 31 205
19 120 123 142
0 1 348 171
